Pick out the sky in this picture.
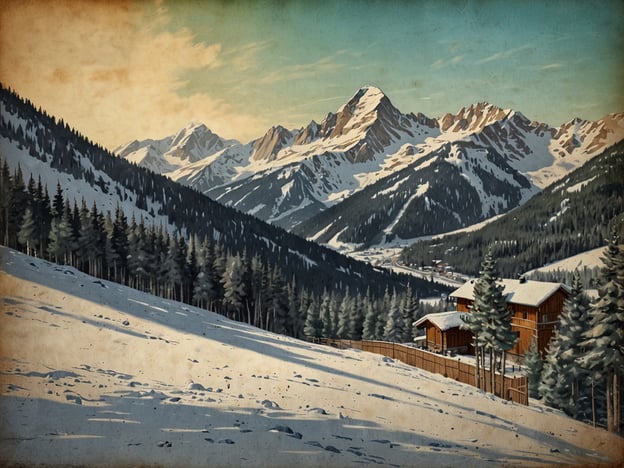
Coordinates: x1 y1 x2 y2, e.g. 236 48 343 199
1 0 622 149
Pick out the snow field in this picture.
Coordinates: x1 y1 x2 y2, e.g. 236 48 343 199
1 247 622 467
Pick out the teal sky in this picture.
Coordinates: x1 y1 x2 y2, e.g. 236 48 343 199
1 0 622 147
166 0 624 136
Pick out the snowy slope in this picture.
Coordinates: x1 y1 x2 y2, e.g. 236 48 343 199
524 246 609 275
1 246 622 467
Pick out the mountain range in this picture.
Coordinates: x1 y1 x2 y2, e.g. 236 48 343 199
115 86 624 247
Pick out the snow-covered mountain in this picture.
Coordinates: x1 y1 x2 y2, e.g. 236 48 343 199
114 87 624 241
114 122 238 173
3 245 622 467
293 140 535 247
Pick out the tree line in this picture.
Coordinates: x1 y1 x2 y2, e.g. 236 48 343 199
1 157 429 341
0 82 441 305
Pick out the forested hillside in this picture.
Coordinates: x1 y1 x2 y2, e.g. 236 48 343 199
0 83 446 341
400 141 624 277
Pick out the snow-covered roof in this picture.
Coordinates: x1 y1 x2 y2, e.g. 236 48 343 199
450 278 570 307
414 311 470 331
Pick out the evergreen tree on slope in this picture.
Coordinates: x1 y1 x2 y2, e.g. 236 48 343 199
303 295 322 339
578 229 624 432
524 338 543 399
540 270 592 418
384 289 404 342
462 247 502 392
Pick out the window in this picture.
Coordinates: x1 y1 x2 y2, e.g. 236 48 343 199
522 309 528 320
542 314 549 323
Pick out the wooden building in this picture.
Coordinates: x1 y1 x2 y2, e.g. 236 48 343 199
414 311 472 354
450 278 570 357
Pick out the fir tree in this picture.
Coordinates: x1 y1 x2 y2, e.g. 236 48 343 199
384 289 404 342
336 288 352 339
268 264 289 334
524 338 543 399
287 278 301 338
541 271 592 418
462 247 508 394
348 292 363 340
362 295 377 340
401 284 419 342
539 337 570 410
221 254 245 320
0 157 11 246
319 289 333 338
192 238 214 310
17 207 38 256
303 295 322 339
8 165 28 249
376 287 390 340
579 230 624 432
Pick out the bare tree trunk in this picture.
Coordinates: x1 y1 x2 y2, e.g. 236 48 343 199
607 371 614 432
501 352 507 400
616 373 621 433
592 379 596 428
489 349 494 396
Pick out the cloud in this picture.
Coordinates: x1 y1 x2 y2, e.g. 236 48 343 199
477 44 533 64
257 53 347 85
220 40 273 71
430 55 464 69
540 63 565 70
0 0 265 147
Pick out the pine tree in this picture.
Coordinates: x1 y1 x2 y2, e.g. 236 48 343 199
17 207 38 256
8 165 28 249
540 337 570 409
376 287 390 340
348 292 363 340
524 338 543 399
287 278 301 338
362 291 377 340
193 268 212 309
268 265 289 334
303 295 322 339
110 206 129 283
163 233 184 301
579 230 624 432
318 289 333 338
540 271 592 418
52 180 64 220
47 202 76 265
0 158 12 246
221 254 245 320
193 238 214 310
401 284 419 342
126 215 149 291
336 288 352 339
384 289 404 342
461 247 507 393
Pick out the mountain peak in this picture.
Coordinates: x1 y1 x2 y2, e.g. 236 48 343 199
251 125 295 162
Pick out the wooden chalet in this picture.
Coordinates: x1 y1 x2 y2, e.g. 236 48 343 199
450 278 570 357
414 311 472 354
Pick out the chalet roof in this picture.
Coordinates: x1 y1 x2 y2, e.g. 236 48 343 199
414 311 470 331
450 278 570 307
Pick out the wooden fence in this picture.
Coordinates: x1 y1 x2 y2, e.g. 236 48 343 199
314 338 528 406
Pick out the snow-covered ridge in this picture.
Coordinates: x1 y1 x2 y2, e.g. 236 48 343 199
112 87 624 234
2 245 622 466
